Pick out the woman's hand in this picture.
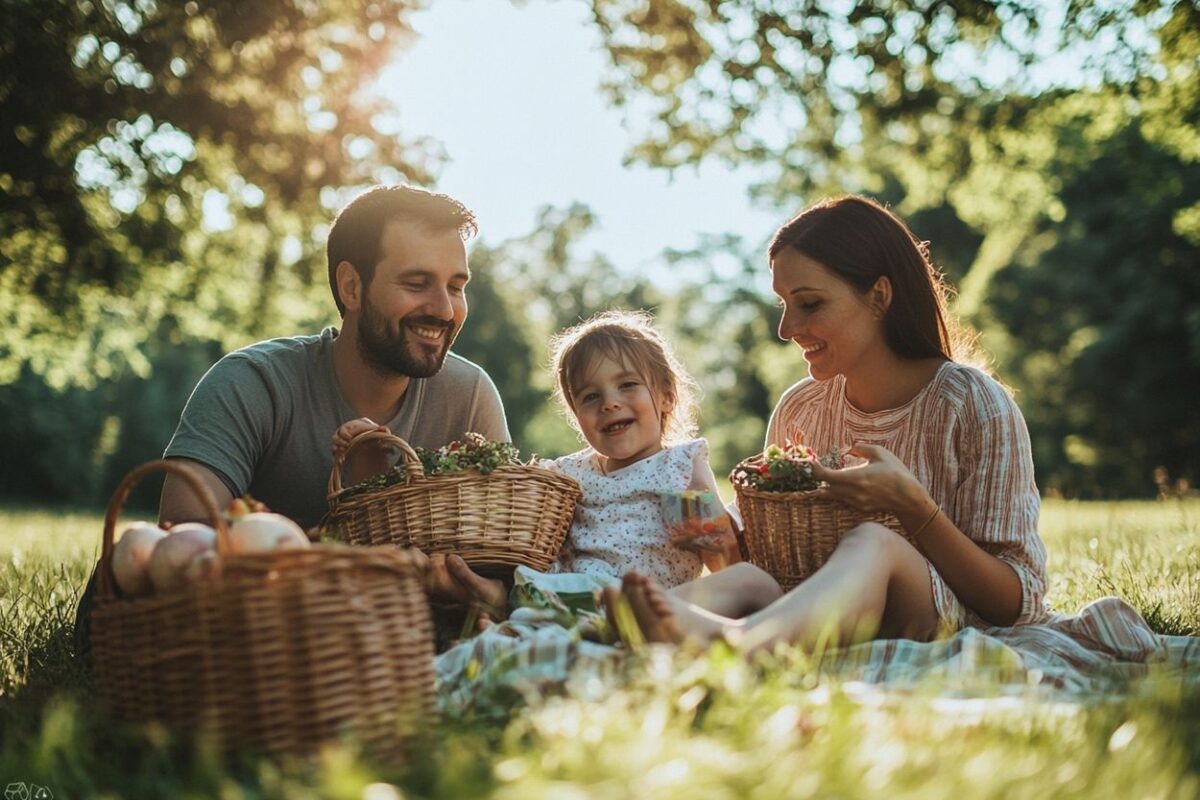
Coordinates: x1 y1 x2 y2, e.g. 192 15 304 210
810 444 929 517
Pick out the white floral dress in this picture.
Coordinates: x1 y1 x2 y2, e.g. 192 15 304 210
542 438 708 589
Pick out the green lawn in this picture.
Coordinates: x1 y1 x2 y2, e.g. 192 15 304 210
1 500 1197 798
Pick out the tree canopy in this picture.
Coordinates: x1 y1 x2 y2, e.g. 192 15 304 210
1 0 432 387
2 0 1196 501
588 0 1200 496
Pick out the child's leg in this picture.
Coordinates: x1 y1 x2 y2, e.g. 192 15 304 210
668 562 783 618
627 523 939 656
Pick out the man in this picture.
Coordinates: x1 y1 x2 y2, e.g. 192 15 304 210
159 185 508 529
76 186 506 656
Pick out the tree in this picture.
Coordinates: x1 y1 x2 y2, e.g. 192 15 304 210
986 122 1200 495
980 14 1200 494
589 0 1199 495
589 0 1168 187
448 243 543 446
1 0 433 388
654 235 799 474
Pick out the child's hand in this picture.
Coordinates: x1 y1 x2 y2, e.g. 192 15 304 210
715 512 744 565
670 513 741 572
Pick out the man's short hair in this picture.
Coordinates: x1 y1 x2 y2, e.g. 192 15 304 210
326 185 478 316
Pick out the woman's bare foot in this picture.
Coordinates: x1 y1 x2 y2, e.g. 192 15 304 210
621 572 731 647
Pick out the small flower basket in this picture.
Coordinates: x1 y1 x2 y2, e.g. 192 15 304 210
90 459 435 761
320 431 582 576
731 443 906 590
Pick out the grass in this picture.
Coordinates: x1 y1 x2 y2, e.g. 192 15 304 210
1 500 1197 798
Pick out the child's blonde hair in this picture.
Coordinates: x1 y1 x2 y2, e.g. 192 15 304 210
550 310 700 446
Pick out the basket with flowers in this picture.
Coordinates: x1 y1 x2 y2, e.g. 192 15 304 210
320 431 582 576
730 441 903 590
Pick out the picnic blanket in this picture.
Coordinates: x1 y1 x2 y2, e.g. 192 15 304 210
437 567 621 716
435 573 1200 717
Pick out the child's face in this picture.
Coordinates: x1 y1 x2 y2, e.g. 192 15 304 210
571 354 671 473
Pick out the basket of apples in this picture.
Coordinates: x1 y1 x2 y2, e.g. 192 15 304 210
90 459 435 760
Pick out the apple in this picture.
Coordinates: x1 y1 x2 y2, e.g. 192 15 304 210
112 522 167 597
147 523 217 593
228 512 310 554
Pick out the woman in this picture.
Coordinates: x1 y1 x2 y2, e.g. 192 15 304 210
606 195 1048 655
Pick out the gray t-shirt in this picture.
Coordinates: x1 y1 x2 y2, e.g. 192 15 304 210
164 326 510 529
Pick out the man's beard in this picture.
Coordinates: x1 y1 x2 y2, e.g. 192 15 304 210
356 295 457 379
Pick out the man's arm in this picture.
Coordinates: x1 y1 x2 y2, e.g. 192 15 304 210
158 458 235 525
160 352 275 524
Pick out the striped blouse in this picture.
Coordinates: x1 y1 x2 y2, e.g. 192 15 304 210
765 360 1050 628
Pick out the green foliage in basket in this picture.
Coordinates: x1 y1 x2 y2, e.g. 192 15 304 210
341 433 523 499
729 441 846 493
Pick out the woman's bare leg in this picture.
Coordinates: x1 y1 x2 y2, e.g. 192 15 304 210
620 523 939 655
733 523 937 654
668 562 783 618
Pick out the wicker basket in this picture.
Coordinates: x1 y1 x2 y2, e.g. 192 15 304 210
90 460 435 760
733 462 907 591
321 431 581 576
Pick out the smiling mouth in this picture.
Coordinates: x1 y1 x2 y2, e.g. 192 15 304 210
602 420 634 434
801 342 826 356
408 323 449 342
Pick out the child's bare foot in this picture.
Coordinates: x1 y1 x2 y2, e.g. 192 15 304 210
622 572 731 647
622 572 683 644
600 585 643 649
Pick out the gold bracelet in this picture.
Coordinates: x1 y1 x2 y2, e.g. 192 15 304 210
911 503 940 538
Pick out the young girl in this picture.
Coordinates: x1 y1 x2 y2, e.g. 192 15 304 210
333 310 761 624
604 195 1050 654
541 309 736 587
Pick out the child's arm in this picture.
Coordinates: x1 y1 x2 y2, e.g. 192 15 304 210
687 453 743 572
332 418 391 486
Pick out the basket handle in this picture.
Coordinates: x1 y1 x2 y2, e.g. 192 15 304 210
327 429 425 499
98 459 230 598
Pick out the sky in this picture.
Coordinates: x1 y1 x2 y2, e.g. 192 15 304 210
373 0 783 286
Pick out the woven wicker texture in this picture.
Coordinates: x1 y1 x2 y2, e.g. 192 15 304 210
733 456 908 590
322 431 582 576
91 460 435 760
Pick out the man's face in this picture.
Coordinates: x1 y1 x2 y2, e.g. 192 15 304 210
355 219 469 378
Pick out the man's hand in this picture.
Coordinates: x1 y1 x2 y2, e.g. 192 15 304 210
423 552 509 620
333 418 393 485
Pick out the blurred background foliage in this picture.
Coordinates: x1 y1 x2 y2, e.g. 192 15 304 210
1 0 1197 505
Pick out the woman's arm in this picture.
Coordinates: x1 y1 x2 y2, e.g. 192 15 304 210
892 483 1024 626
812 445 1024 626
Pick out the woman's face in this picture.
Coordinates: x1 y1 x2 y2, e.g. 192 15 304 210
771 249 889 382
